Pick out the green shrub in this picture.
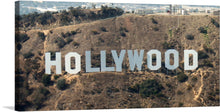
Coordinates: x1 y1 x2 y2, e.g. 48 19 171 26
73 41 80 47
174 28 181 34
120 32 126 37
162 42 169 49
54 75 60 80
177 90 183 95
211 18 219 28
55 37 66 48
153 27 159 31
178 102 184 107
198 27 207 34
36 11 56 25
203 45 215 54
168 30 173 38
15 76 24 88
31 59 40 70
198 51 209 59
16 43 22 51
71 30 77 35
185 34 194 40
61 32 66 38
15 68 24 75
162 42 174 49
39 87 50 95
42 74 51 86
15 33 30 43
111 88 119 92
59 11 71 25
66 37 73 44
208 95 215 101
119 27 128 32
17 6 124 28
91 30 99 35
30 89 45 109
201 60 213 67
107 87 119 93
65 32 71 37
57 79 67 90
100 27 107 32
23 51 34 59
166 83 172 88
30 87 50 109
139 79 164 98
61 32 72 38
177 72 188 83
37 32 46 41
123 28 129 32
93 62 100 67
38 51 43 56
98 37 104 43
128 84 139 93
100 6 124 18
151 18 158 24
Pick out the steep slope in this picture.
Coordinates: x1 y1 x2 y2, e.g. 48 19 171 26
15 14 219 110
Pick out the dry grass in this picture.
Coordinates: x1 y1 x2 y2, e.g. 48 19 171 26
16 14 219 110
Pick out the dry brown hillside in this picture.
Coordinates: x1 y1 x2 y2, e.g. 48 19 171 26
15 14 219 110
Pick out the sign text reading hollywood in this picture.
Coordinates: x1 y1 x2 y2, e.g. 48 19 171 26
45 49 198 74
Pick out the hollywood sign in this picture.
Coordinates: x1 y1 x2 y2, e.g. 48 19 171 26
45 49 198 74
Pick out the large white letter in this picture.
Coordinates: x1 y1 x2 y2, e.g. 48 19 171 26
101 50 115 72
45 52 62 74
128 50 144 71
65 52 81 74
111 50 126 72
85 51 100 72
165 49 179 70
147 50 161 70
184 50 198 70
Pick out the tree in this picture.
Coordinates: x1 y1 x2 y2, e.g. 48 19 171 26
16 43 22 51
57 79 67 90
185 34 194 40
151 18 158 24
139 79 164 98
198 27 207 34
100 27 107 32
59 10 71 25
211 18 219 28
42 74 51 86
128 79 164 98
177 72 188 83
37 11 56 25
55 37 66 48
30 86 50 109
15 33 30 43
100 6 124 18
198 51 209 59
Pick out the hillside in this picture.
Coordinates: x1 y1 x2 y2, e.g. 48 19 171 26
15 6 124 30
15 14 219 110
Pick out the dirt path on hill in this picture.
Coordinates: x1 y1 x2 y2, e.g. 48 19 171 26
192 70 207 106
